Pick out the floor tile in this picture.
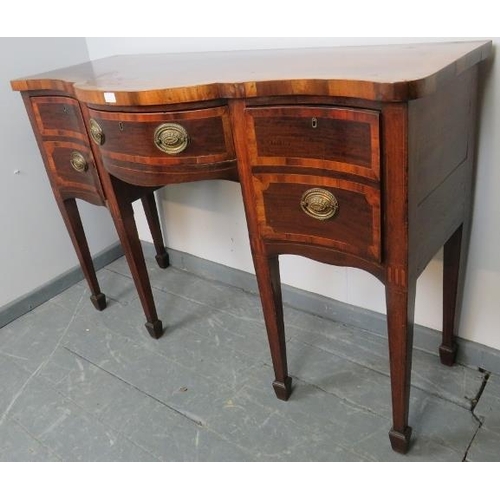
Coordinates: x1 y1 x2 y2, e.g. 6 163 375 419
107 255 198 295
61 314 238 424
121 397 254 461
73 293 265 384
206 366 385 461
10 377 157 462
37 346 155 433
0 417 60 462
0 355 32 416
48 281 88 314
474 374 500 434
467 374 500 462
286 312 484 410
0 301 76 374
466 426 500 462
109 255 266 325
0 255 492 461
226 361 478 462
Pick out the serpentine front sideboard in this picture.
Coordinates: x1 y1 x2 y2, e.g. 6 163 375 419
12 40 492 453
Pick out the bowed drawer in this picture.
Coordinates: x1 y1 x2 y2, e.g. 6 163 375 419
87 106 237 186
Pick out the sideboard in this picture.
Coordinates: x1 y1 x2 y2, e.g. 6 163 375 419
11 40 492 453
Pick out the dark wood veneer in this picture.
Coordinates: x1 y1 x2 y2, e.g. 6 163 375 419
44 141 103 199
247 106 380 179
32 96 89 141
90 106 233 159
257 174 381 261
87 106 237 187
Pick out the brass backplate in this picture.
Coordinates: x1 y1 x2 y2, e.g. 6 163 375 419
300 188 338 220
89 118 105 145
70 151 88 173
154 123 189 155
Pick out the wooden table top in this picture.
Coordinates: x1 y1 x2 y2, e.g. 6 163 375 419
11 40 492 105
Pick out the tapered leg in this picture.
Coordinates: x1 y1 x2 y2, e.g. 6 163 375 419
141 192 170 269
111 199 163 339
253 253 292 400
386 279 417 454
440 225 464 366
56 197 106 311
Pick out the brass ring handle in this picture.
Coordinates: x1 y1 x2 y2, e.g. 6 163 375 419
89 118 105 145
300 188 338 221
70 151 88 173
154 123 189 155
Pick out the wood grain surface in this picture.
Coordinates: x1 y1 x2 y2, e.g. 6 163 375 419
11 41 492 105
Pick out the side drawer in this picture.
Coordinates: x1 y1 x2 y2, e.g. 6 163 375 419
254 173 381 262
246 106 380 181
43 141 104 204
30 96 105 205
31 96 88 141
87 106 237 186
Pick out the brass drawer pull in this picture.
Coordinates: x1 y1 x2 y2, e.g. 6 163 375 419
70 151 88 173
300 188 338 220
89 118 105 145
154 123 189 155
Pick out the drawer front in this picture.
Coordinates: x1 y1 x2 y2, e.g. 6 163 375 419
43 141 104 204
32 96 88 141
87 106 237 185
246 106 380 181
254 174 381 262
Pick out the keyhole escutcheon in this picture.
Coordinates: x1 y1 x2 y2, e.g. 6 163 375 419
312 117 318 129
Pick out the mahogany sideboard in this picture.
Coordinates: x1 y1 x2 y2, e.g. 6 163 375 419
12 40 492 454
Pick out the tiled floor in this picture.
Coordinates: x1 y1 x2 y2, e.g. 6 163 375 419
0 254 498 461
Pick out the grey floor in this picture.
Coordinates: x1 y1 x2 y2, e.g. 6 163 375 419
1 254 499 462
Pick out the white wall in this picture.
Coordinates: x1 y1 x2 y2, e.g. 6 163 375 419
0 38 118 308
85 37 500 351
